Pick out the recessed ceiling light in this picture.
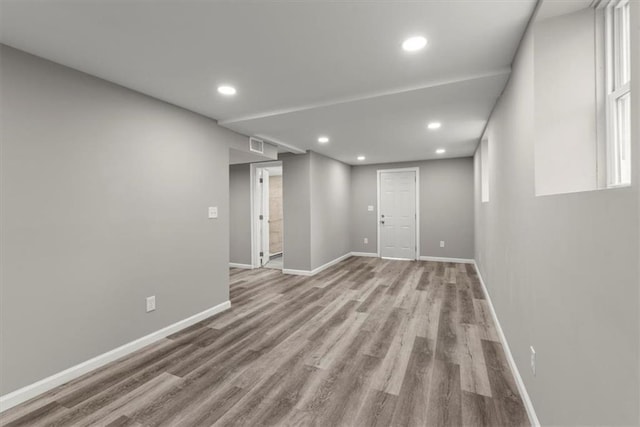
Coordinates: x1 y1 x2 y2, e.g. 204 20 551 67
436 148 446 154
357 155 366 161
402 36 427 52
318 136 330 144
428 122 442 130
217 85 236 96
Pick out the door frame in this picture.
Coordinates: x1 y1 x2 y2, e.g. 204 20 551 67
250 161 283 268
376 167 420 260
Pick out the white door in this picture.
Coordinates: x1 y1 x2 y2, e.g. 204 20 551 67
379 170 417 260
260 169 270 266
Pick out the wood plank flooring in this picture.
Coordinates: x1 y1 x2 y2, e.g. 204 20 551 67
1 257 529 426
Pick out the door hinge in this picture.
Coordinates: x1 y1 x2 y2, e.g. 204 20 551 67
259 178 263 183
259 251 264 257
259 214 264 220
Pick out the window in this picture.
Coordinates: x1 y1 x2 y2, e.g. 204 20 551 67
605 0 631 187
481 138 490 202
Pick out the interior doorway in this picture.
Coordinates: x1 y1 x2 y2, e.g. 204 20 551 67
251 161 284 269
377 168 419 260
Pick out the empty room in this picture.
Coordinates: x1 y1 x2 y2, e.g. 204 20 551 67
0 0 638 426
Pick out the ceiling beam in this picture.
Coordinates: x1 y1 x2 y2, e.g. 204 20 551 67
218 67 511 126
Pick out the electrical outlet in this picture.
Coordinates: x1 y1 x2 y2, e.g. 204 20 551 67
367 205 374 212
146 296 156 313
208 206 218 219
364 237 368 244
440 240 445 248
530 346 536 376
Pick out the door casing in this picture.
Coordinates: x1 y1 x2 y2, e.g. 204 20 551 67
250 161 283 268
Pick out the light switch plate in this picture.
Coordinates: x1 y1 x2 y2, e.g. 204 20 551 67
367 205 374 212
208 206 218 219
364 238 368 244
530 346 536 376
440 241 445 248
146 296 156 313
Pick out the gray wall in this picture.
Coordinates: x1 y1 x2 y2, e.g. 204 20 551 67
228 151 353 272
474 4 640 424
0 45 244 394
309 152 351 269
351 158 474 259
229 163 252 265
281 153 312 271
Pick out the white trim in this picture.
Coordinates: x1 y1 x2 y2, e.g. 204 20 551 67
0 300 231 413
283 252 352 277
350 252 378 257
250 164 257 267
473 262 540 427
376 167 420 260
418 256 474 264
282 268 314 276
262 169 270 262
229 262 253 269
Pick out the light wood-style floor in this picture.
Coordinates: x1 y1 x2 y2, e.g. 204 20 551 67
1 257 529 426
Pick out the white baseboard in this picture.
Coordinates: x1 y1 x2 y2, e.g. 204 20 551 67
282 268 311 276
418 256 474 264
351 252 379 257
283 252 353 277
473 261 540 427
282 268 313 276
229 262 253 269
0 300 231 413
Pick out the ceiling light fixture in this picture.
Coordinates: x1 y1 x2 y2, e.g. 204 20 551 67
428 122 442 130
436 148 446 154
357 155 366 161
318 136 330 144
217 85 237 96
402 36 427 52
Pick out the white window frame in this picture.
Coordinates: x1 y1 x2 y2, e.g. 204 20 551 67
604 0 631 187
480 138 490 203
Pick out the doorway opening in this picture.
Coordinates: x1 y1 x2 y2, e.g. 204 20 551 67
251 161 284 269
377 167 419 260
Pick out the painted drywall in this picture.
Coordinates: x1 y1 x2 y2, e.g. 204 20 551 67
229 145 278 165
309 152 352 269
229 163 252 265
281 153 312 271
534 8 599 195
474 3 639 424
0 45 246 395
636 5 640 398
351 158 474 259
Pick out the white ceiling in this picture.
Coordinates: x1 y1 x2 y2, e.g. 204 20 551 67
0 0 536 165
